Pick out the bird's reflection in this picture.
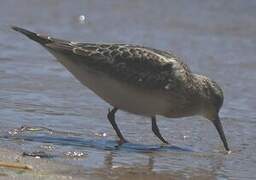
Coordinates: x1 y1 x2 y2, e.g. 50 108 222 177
91 150 216 180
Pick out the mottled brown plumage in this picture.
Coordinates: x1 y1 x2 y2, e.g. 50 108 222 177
12 26 230 152
48 42 191 90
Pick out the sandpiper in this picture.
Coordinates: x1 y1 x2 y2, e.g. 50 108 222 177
12 26 230 152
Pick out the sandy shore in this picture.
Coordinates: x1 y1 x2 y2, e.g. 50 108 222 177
0 147 90 180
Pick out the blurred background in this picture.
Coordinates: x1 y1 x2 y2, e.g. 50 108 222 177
0 0 256 179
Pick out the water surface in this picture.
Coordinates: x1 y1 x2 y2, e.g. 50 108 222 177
0 0 256 179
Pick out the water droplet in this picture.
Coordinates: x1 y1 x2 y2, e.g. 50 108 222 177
79 15 86 24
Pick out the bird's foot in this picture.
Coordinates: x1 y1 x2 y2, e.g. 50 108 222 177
117 139 128 145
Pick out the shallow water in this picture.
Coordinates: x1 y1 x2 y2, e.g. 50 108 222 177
0 0 256 179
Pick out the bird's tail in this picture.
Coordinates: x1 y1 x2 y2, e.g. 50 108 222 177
12 26 53 45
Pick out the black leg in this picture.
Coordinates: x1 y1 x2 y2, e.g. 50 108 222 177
151 116 169 144
107 107 127 144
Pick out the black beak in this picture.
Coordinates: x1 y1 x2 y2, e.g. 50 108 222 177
213 116 230 152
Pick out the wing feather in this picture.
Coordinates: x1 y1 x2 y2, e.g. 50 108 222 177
12 26 191 91
47 42 191 90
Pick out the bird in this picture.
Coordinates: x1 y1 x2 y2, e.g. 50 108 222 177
12 26 230 152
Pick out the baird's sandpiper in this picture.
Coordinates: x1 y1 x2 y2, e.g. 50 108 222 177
12 26 230 152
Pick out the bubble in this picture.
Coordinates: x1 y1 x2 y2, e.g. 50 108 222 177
94 132 107 137
65 151 86 158
79 15 86 24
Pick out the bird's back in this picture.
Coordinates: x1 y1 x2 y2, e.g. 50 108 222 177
48 41 192 92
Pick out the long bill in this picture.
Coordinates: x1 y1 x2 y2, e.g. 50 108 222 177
213 115 230 152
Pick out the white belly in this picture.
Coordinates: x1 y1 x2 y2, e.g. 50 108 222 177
51 51 171 116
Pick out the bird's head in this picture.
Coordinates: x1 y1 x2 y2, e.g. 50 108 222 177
195 75 230 152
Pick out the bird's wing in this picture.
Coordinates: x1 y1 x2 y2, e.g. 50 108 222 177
53 42 191 90
12 26 191 90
